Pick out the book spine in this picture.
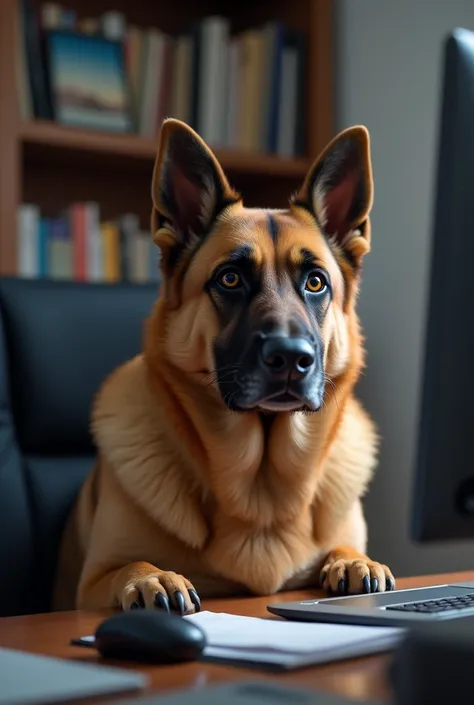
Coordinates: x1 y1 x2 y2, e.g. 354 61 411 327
156 35 173 132
237 30 265 151
197 16 230 147
38 217 50 276
290 30 307 156
70 203 86 281
139 29 164 137
126 25 142 130
276 45 298 156
20 0 53 119
15 0 33 119
266 22 285 153
117 212 140 282
84 201 102 282
48 216 64 279
225 37 240 148
17 204 40 278
56 216 73 279
170 34 192 124
189 21 201 131
101 222 120 282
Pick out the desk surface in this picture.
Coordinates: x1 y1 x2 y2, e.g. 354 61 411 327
0 571 473 704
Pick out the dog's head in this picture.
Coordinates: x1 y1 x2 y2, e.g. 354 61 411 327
149 119 373 413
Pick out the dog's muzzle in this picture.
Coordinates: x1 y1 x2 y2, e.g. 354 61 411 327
229 334 323 413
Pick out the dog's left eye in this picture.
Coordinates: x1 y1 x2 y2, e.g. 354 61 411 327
305 272 327 293
218 270 241 289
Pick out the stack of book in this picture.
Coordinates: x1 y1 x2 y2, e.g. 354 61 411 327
17 202 160 284
17 1 306 155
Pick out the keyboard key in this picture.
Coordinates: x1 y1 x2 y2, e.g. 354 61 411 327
386 593 474 614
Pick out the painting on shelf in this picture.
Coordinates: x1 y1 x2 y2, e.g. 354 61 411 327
45 30 132 133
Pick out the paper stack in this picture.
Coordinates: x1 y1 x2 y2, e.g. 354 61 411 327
184 611 404 670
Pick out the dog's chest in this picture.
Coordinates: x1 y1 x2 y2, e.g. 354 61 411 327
197 508 324 596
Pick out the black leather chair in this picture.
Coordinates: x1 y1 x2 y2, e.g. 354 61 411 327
0 277 158 617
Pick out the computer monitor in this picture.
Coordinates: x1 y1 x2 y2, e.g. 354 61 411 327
412 28 474 542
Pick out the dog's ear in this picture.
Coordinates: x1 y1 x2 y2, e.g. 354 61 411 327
151 119 240 254
292 126 374 264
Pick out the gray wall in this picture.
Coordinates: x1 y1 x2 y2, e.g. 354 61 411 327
335 0 474 577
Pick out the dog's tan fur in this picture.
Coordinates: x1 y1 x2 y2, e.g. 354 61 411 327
53 120 394 613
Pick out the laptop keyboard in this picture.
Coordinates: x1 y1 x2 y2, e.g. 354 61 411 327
386 592 474 613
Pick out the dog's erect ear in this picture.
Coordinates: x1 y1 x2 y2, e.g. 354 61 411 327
152 119 240 251
293 126 374 263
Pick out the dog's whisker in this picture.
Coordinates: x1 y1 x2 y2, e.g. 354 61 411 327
201 364 243 379
206 369 239 389
217 369 239 381
324 375 340 413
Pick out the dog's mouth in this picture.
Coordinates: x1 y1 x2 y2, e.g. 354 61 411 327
258 390 319 413
236 388 320 413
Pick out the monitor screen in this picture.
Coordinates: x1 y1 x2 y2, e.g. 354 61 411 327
412 28 474 542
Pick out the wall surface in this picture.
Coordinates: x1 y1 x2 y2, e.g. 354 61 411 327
335 0 474 577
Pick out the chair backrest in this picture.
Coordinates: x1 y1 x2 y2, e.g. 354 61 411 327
0 277 158 617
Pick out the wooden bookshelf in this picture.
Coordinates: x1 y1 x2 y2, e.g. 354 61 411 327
0 0 334 276
20 121 313 177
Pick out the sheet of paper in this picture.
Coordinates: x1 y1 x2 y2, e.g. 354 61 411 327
185 610 402 653
76 610 404 670
185 611 404 667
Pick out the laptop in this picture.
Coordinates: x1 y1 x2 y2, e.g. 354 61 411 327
269 27 474 630
267 580 474 627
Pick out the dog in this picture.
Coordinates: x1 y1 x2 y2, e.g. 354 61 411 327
53 118 395 615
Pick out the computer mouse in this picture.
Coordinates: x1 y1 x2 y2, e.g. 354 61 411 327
94 609 207 665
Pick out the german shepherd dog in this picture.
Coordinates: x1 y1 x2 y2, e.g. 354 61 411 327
53 119 395 615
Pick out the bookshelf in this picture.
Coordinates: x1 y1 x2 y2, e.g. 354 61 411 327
20 121 313 176
0 0 334 279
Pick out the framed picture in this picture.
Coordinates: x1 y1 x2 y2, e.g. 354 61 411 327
45 30 133 133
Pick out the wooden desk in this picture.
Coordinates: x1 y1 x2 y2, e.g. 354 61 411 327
1 571 472 703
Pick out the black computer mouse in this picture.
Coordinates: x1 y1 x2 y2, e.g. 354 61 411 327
94 609 207 665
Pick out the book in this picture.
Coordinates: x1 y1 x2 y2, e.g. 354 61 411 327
17 204 40 278
195 16 230 147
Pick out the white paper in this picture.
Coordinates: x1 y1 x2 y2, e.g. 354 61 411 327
79 610 404 670
184 611 404 668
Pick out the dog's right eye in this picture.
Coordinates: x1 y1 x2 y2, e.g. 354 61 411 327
305 272 327 294
217 270 242 290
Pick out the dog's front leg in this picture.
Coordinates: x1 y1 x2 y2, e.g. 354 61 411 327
319 546 395 595
77 561 201 614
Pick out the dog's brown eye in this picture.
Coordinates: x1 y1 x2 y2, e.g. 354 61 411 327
218 271 241 289
305 273 326 293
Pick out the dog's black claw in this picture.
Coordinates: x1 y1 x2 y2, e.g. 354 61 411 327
174 590 186 615
154 593 170 612
371 578 379 593
338 578 347 595
386 577 395 591
319 571 327 587
130 601 141 610
189 589 201 613
362 576 371 594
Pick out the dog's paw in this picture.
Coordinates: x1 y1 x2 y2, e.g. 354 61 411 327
121 571 201 615
320 558 395 596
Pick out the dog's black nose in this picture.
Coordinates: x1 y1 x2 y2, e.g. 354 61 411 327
260 337 315 378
